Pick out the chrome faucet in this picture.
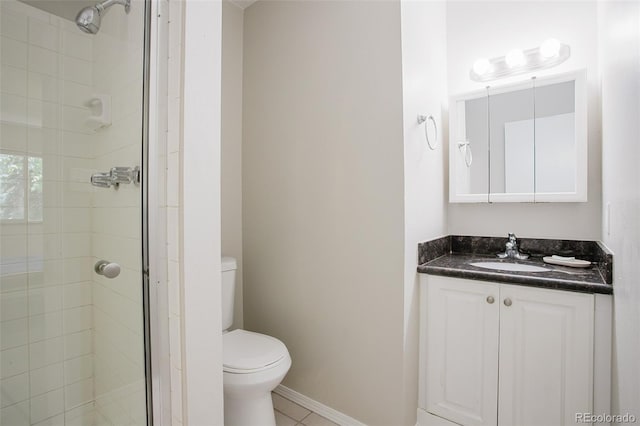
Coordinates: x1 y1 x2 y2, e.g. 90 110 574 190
497 233 529 260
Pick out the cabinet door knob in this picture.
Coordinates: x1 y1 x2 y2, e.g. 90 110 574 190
486 296 495 304
504 298 513 307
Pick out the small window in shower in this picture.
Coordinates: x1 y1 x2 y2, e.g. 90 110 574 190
0 153 43 222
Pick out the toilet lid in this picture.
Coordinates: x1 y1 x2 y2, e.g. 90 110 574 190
223 330 288 372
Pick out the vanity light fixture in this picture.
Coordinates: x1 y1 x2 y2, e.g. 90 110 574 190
470 38 570 82
505 49 526 68
540 38 561 59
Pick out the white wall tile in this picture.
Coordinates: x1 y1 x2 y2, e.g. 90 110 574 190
168 261 180 315
29 362 64 396
30 337 64 369
61 208 91 233
1 10 28 42
1 37 28 68
38 208 62 234
32 412 65 426
0 318 29 350
64 402 95 426
28 127 60 156
60 131 93 159
62 282 91 309
0 291 28 321
27 234 62 260
0 372 29 408
61 80 91 108
1 93 28 125
0 400 29 426
29 311 63 342
28 46 58 77
61 56 91 86
28 18 59 52
91 234 141 270
61 257 92 284
1 234 28 260
63 355 93 384
166 151 179 207
1 65 28 96
27 99 59 129
62 31 92 61
28 286 62 316
28 72 59 102
30 387 64 423
61 182 92 208
63 330 92 360
61 105 90 134
61 233 90 258
39 155 63 183
64 378 93 409
0 123 28 152
62 306 91 334
91 207 140 238
0 269 27 294
1 346 29 379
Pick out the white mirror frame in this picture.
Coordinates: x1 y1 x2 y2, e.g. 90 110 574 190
449 69 587 203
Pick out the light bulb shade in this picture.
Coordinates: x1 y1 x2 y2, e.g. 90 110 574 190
540 38 561 59
505 49 526 68
472 58 492 76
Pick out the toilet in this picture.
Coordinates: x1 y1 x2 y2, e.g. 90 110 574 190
222 257 291 426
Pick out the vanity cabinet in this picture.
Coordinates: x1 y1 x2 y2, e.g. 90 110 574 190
418 275 608 426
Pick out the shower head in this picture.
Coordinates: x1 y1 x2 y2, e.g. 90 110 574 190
75 0 130 34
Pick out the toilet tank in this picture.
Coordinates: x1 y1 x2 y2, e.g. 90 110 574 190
221 256 237 331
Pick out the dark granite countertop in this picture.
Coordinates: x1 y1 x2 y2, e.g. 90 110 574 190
417 236 613 295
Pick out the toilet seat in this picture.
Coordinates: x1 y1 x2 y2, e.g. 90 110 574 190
223 330 288 374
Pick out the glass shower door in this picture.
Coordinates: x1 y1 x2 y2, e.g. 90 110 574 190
0 0 149 424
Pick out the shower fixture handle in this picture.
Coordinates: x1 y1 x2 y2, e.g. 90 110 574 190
95 260 121 278
91 166 140 189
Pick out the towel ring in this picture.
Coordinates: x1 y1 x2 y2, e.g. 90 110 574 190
417 114 437 150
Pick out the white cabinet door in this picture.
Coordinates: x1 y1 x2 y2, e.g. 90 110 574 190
498 285 594 426
426 276 500 426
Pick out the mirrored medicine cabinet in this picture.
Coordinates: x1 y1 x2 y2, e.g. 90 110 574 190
449 70 587 203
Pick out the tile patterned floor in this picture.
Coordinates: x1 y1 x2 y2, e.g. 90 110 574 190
273 393 339 426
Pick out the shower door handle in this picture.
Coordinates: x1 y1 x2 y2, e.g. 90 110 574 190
95 260 121 278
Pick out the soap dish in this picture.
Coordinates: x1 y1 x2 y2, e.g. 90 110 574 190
543 255 592 268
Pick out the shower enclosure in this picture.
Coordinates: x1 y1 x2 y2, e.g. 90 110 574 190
1 0 152 424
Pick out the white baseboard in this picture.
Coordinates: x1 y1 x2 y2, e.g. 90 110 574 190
274 385 367 426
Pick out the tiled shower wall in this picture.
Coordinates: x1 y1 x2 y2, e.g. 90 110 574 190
166 0 185 424
90 0 146 424
1 0 147 425
1 1 96 424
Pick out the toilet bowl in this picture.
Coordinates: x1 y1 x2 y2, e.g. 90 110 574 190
223 329 291 426
222 257 291 426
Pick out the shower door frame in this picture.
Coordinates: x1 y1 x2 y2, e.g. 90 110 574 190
142 0 164 424
141 0 154 424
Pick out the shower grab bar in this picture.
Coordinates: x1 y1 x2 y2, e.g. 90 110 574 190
91 166 140 188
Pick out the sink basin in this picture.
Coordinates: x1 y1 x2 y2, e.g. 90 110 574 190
469 261 551 273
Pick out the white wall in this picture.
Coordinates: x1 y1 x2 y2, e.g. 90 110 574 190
446 1 601 240
181 0 224 425
221 0 244 330
598 1 640 421
242 1 407 424
399 1 448 424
